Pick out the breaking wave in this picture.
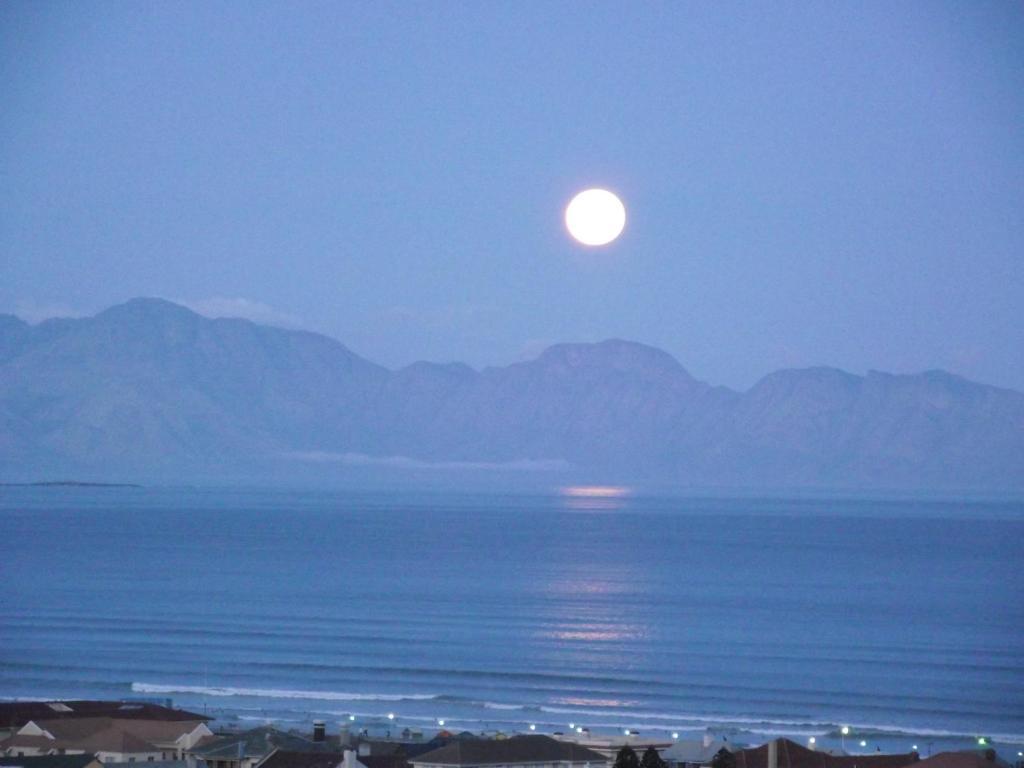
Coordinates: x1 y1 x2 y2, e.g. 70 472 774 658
131 682 439 702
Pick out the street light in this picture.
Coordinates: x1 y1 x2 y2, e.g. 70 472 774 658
978 739 987 746
438 720 445 727
809 738 816 747
672 733 679 740
349 715 356 722
860 741 868 749
841 727 849 752
388 713 395 721
624 730 631 736
529 725 536 732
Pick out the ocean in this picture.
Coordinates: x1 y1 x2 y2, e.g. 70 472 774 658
1 486 1022 757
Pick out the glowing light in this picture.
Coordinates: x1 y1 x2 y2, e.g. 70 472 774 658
562 485 630 498
387 713 395 720
529 725 536 731
841 727 850 735
569 723 575 729
577 727 584 734
860 741 867 748
348 715 356 722
672 733 679 740
809 738 816 745
438 720 445 726
565 189 626 246
912 746 918 752
624 730 631 736
978 738 987 746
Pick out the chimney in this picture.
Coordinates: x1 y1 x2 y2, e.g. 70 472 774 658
314 721 326 743
768 740 778 768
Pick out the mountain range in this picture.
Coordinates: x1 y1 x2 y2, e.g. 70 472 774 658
1 297 1022 490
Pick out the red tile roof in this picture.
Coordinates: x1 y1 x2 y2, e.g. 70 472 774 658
733 740 918 768
411 736 608 767
0 703 208 729
913 753 1009 768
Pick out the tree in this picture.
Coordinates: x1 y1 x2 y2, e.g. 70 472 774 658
614 746 640 768
710 748 736 768
641 746 667 768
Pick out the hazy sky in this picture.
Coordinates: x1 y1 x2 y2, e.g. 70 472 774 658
2 2 1022 390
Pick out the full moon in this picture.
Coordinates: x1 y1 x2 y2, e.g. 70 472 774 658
565 188 626 246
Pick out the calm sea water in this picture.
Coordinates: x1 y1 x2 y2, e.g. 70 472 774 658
1 486 1022 755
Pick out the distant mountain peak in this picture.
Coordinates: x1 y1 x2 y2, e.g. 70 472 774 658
0 313 29 330
2 298 1021 488
96 297 200 321
535 338 694 377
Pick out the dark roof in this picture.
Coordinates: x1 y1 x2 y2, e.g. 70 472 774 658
914 753 1010 768
0 702 209 729
0 724 162 755
0 755 100 768
359 741 448 760
257 751 345 768
734 741 918 768
193 728 322 760
361 755 412 768
411 736 608 766
0 716 204 756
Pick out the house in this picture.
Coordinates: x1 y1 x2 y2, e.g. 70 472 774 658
361 755 414 768
914 752 1011 768
660 735 736 768
410 735 610 768
356 738 451 763
255 752 344 768
732 740 918 768
189 727 328 768
104 761 197 768
0 717 213 763
0 704 208 737
552 735 673 763
255 750 371 768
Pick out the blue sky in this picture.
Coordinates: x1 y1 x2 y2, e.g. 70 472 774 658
2 1 1022 390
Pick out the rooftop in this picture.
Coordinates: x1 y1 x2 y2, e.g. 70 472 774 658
257 752 347 768
411 736 609 767
0 756 101 768
0 703 208 730
733 740 918 768
914 753 1010 768
192 728 323 760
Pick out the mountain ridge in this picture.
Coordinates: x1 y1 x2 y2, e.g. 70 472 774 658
2 298 1021 489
